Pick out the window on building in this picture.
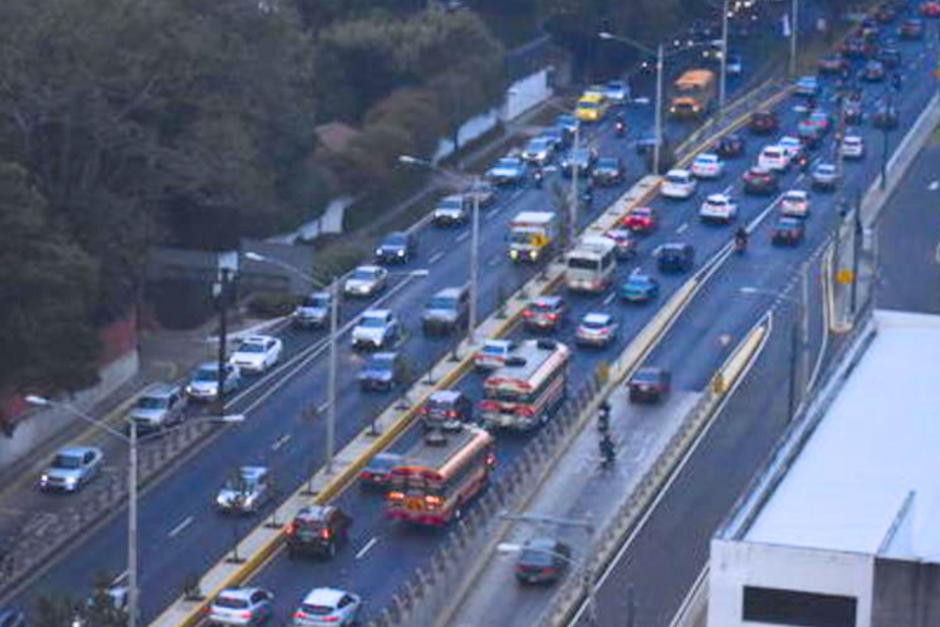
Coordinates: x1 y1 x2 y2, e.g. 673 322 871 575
742 586 857 627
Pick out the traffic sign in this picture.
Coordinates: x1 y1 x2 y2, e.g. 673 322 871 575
836 269 854 284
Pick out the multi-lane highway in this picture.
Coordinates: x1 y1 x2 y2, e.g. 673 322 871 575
2 1 859 623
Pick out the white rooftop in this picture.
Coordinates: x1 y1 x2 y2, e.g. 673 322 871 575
745 310 940 561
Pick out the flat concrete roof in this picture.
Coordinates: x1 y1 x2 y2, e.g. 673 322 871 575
745 310 940 561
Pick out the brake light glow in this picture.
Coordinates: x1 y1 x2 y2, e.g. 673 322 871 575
294 611 308 619
425 495 443 506
389 491 405 501
322 617 339 623
522 309 534 318
239 611 253 619
285 522 298 536
517 406 536 417
480 401 500 412
446 410 458 418
320 528 332 540
547 313 559 320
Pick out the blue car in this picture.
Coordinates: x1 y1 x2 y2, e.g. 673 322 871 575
357 352 405 391
620 273 660 303
486 157 528 185
555 113 579 136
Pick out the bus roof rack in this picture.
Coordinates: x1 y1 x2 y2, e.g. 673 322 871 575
536 339 557 350
505 355 528 367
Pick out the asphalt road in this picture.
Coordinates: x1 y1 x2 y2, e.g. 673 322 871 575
3 1 852 623
565 10 940 627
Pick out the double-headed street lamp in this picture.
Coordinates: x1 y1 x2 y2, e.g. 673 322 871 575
398 155 481 346
24 395 244 627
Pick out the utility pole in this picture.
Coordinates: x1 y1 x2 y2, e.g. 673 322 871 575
850 190 863 316
326 278 339 471
569 122 581 249
654 43 664 176
215 267 233 417
788 315 799 421
880 91 891 191
799 262 810 401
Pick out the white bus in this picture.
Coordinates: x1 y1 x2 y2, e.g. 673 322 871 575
565 235 617 292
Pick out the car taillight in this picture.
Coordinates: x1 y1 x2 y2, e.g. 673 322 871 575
294 611 308 620
285 522 298 536
547 313 559 321
239 611 253 619
446 410 458 418
321 528 332 540
522 310 533 318
480 401 500 412
517 406 536 417
322 617 339 623
389 491 405 501
543 567 558 575
486 452 496 467
425 495 443 507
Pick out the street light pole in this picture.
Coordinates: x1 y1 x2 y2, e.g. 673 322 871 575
654 43 664 176
326 279 338 471
880 92 891 191
215 268 233 417
569 122 580 250
789 0 799 78
127 420 139 627
469 180 480 344
719 0 729 112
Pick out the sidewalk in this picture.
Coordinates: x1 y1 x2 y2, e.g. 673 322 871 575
448 387 701 627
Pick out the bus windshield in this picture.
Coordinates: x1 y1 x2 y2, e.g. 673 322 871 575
567 256 598 270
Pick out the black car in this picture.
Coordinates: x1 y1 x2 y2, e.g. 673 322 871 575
872 105 899 130
748 110 779 134
357 352 406 391
591 157 625 186
899 18 924 39
772 217 805 246
843 98 864 125
628 367 671 403
286 505 353 559
419 389 473 430
375 231 417 263
358 452 403 490
656 242 695 273
514 537 572 585
877 47 901 69
715 133 745 158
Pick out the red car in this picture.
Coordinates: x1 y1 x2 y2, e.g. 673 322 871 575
749 110 779 134
742 167 778 195
621 206 659 234
629 367 671 403
921 1 940 17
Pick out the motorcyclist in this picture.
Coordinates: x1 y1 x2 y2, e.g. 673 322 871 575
596 400 611 433
796 152 810 171
583 179 594 207
599 433 616 467
533 166 544 188
734 226 749 251
892 72 903 92
614 113 626 136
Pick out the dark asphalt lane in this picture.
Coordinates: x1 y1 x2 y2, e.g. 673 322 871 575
8 3 846 621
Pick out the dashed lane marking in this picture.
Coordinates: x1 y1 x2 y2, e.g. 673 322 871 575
168 516 194 538
355 537 378 559
676 222 689 234
271 434 292 451
429 251 445 265
455 231 470 243
603 292 616 306
928 180 939 191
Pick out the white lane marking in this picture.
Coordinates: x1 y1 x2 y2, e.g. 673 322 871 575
168 516 194 538
603 292 616 305
271 434 292 451
722 184 733 195
935 241 940 264
487 257 501 268
355 537 378 559
112 570 129 585
456 231 470 243
928 180 939 191
317 401 329 414
676 222 689 234
429 251 445 265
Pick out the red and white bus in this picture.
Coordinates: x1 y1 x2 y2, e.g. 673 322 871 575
479 339 570 431
386 424 495 526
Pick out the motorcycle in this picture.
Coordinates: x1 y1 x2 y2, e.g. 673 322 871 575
533 168 544 188
614 120 626 137
796 154 810 172
596 401 611 433
599 434 616 469
734 232 748 254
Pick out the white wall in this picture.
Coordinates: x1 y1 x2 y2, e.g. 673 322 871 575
709 538 874 627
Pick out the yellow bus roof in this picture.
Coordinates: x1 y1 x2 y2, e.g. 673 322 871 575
578 93 605 105
675 69 716 87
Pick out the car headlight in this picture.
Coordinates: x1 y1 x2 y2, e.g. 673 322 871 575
40 474 49 483
510 250 519 259
186 385 194 394
397 250 405 256
375 248 383 256
65 476 78 485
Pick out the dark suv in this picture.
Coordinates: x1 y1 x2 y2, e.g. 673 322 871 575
375 231 417 264
285 505 353 559
629 367 671 403
657 243 695 273
421 286 469 335
419 390 473 430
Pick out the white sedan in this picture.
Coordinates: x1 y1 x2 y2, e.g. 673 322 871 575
660 169 697 199
690 153 724 179
780 190 811 218
229 335 283 374
344 265 388 298
840 135 865 160
699 193 738 223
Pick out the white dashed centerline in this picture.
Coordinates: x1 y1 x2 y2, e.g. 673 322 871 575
676 222 689 234
271 434 292 451
168 516 194 538
603 291 616 306
355 537 378 559
455 231 470 243
428 251 445 265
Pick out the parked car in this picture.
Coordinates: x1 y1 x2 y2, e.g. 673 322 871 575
619 272 660 303
690 153 724 179
128 382 187 433
215 466 272 514
772 217 805 246
474 339 517 371
591 157 625 186
811 162 841 191
186 362 241 401
621 206 658 234
229 335 282 374
358 452 403 490
421 286 469 335
432 194 469 226
575 312 620 347
748 110 779 134
419 389 473 430
292 291 331 329
657 243 695 273
351 309 400 350
715 133 745 158
343 265 388 298
780 190 811 218
628 367 671 403
207 587 274 626
522 295 568 332
39 446 103 492
699 193 738 224
375 231 417 264
521 136 556 166
660 169 697 200
285 505 353 559
357 352 406 391
291 588 361 626
514 537 572 585
742 166 778 195
486 156 529 185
